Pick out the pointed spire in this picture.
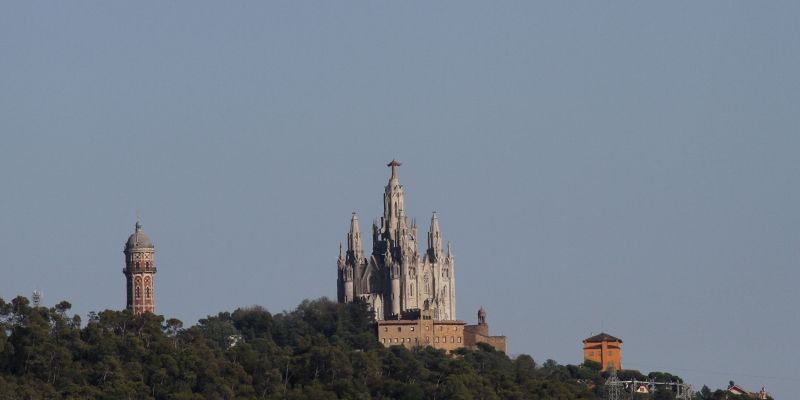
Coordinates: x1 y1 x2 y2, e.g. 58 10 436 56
347 212 364 259
350 212 360 235
447 241 452 258
427 211 443 259
338 242 344 260
430 211 439 232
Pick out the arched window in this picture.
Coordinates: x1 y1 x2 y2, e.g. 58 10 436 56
135 287 141 299
146 287 151 299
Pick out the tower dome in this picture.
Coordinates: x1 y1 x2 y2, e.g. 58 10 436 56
125 220 154 249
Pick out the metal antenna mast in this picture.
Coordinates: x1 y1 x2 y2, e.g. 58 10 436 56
32 289 42 307
605 372 694 400
605 369 624 400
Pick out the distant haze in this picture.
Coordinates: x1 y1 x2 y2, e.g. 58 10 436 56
1 2 798 398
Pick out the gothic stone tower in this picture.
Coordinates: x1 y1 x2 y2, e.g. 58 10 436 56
123 220 156 315
338 160 456 321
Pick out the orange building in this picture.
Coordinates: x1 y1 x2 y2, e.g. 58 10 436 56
377 309 465 352
582 332 622 371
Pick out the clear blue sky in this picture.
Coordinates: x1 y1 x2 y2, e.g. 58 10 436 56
1 2 798 397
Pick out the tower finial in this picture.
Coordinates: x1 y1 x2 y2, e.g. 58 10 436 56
387 159 402 180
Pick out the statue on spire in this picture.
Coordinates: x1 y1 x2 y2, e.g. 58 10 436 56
387 159 402 180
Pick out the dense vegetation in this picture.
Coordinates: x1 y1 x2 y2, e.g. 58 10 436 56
0 296 760 399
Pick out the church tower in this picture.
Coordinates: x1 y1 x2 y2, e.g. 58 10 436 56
123 219 156 315
337 160 456 321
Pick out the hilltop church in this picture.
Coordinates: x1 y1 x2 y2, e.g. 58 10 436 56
337 160 456 321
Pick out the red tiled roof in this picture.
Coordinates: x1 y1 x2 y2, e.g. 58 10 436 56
583 332 622 343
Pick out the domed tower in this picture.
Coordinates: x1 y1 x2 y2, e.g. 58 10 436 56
123 219 156 315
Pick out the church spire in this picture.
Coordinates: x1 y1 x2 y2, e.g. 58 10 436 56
428 211 443 259
382 160 406 243
347 212 364 261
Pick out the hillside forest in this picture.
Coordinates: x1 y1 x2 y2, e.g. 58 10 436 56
0 296 763 400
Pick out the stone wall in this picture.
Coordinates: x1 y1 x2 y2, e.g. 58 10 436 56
378 318 465 353
464 324 507 353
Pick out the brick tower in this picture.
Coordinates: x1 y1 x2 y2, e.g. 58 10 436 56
123 219 156 315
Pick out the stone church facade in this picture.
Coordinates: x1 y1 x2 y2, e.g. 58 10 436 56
337 160 456 321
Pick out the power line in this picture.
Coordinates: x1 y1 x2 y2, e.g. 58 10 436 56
606 369 693 400
624 362 800 383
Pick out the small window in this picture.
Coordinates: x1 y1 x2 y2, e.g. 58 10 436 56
410 327 415 331
608 351 613 356
384 327 388 332
382 338 385 343
426 326 430 331
435 337 439 343
457 337 461 343
589 351 594 356
397 327 402 332
426 336 430 343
